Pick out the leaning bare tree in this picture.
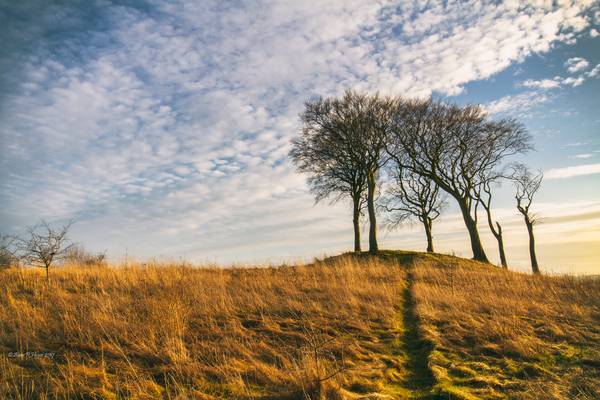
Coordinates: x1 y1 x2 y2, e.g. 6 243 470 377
382 166 446 253
387 98 532 263
512 165 543 274
475 176 508 268
290 94 368 252
17 220 74 280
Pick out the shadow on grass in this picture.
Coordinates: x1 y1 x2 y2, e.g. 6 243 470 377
401 268 441 399
402 271 435 389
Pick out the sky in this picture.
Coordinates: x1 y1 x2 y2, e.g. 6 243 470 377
1 0 599 274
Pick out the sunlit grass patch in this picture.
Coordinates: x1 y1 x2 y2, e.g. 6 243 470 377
412 259 600 399
0 256 407 399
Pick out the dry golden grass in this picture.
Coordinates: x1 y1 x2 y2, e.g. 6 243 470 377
0 256 409 399
1 251 598 399
412 257 600 399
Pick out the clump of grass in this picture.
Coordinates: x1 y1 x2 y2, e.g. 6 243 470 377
0 256 406 399
412 258 600 399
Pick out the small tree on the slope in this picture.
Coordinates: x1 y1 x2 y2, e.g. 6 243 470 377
17 220 74 280
512 165 543 274
382 166 446 253
387 98 532 263
475 177 508 268
290 93 368 252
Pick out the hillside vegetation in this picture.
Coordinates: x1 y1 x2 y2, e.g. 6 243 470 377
0 252 598 399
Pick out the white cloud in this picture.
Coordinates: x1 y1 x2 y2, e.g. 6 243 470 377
510 56 599 114
522 78 562 89
520 61 600 90
574 153 594 159
565 57 590 73
545 163 600 179
588 63 600 78
565 142 589 147
562 76 585 86
484 91 551 114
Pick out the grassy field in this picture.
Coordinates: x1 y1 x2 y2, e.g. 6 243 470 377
0 252 598 399
411 255 600 399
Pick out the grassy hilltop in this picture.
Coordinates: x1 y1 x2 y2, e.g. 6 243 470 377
0 251 599 399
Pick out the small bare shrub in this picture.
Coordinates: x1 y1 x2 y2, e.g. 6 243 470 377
63 244 107 267
0 234 18 269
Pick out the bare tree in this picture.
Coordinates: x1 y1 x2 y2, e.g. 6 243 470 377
290 93 368 252
382 166 446 253
0 234 18 269
512 164 543 274
16 220 74 280
475 177 508 268
290 90 397 254
387 98 532 263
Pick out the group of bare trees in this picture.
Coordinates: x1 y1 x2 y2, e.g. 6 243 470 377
290 91 544 273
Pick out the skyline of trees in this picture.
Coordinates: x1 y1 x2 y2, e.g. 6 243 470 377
386 98 532 263
292 90 543 273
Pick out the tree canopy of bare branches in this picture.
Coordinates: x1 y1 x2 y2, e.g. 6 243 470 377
290 93 368 252
387 98 532 263
290 90 397 253
512 164 543 273
16 220 74 280
382 166 446 253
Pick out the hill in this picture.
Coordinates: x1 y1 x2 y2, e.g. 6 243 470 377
0 252 598 399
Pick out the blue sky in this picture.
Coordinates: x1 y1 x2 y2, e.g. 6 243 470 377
1 0 599 273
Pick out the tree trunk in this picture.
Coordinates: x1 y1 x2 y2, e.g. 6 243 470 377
495 223 508 269
496 234 508 269
352 196 361 253
366 170 378 254
423 217 434 253
458 199 489 263
525 219 539 274
484 207 508 269
45 265 49 281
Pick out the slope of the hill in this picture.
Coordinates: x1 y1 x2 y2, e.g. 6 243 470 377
0 251 598 399
407 252 600 399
